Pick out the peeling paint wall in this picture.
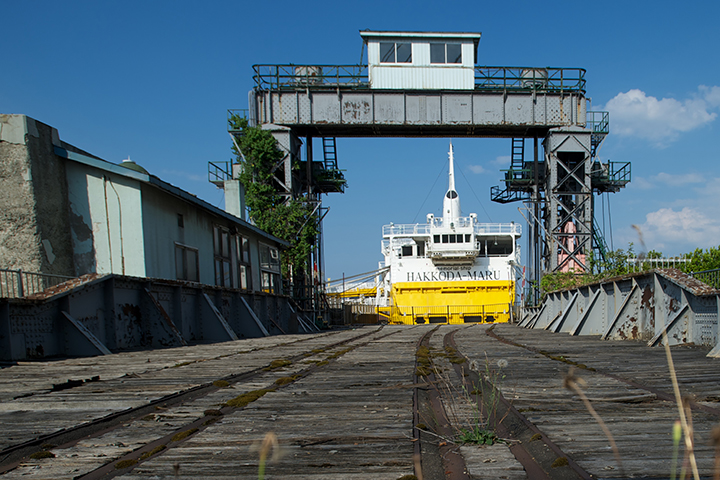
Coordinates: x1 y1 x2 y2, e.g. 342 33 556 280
65 162 145 277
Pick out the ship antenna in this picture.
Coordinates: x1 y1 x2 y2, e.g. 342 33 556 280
448 142 455 191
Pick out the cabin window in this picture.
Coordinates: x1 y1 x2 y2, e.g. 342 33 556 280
434 235 440 243
486 236 514 256
430 43 462 64
449 234 456 244
442 234 449 243
380 42 412 63
175 243 199 282
401 245 413 257
417 242 425 257
465 234 471 243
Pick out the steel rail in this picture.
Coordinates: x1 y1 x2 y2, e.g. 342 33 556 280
414 325 472 480
0 327 387 474
485 326 720 418
444 328 593 480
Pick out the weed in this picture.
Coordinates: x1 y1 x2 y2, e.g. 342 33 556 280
551 457 568 468
457 426 498 445
564 367 624 476
252 432 280 480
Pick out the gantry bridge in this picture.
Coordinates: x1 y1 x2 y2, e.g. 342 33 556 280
237 31 630 306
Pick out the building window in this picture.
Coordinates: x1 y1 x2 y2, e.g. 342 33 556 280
236 235 252 290
213 225 232 288
380 42 412 63
175 243 199 282
260 243 281 294
430 43 462 64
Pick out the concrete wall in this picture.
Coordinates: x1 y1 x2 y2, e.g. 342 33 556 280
0 115 75 276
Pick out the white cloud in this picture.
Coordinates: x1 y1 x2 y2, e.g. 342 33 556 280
468 164 486 174
628 177 720 253
639 207 720 248
601 86 720 146
652 172 704 186
490 155 511 167
628 172 704 190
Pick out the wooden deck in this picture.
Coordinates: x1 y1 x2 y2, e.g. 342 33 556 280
1 324 719 479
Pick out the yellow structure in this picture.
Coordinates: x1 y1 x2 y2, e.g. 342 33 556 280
388 280 513 324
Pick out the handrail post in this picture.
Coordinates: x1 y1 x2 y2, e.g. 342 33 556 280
17 269 24 297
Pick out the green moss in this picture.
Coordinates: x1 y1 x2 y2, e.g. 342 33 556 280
264 359 292 371
115 459 138 469
40 443 56 449
397 476 418 480
316 360 329 367
311 348 325 354
415 366 432 377
171 428 199 442
212 380 230 388
275 375 301 386
204 409 223 416
203 417 219 426
139 445 166 460
530 433 543 441
551 457 569 468
224 388 274 408
29 451 55 460
416 423 427 430
141 414 156 421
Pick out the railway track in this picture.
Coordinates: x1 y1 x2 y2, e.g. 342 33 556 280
2 323 719 479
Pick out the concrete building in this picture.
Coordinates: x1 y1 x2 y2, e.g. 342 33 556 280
0 114 286 294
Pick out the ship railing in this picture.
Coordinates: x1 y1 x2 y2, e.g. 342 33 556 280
391 303 511 323
382 222 521 237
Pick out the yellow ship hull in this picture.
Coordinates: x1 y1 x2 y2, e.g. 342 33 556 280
386 280 514 325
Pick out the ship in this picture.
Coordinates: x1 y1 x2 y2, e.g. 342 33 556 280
378 144 521 324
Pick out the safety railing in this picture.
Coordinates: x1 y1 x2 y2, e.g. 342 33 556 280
626 258 690 272
253 65 369 90
587 111 609 134
252 64 587 94
0 268 75 298
474 66 586 94
690 268 720 289
208 161 232 186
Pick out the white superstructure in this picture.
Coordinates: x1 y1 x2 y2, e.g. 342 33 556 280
379 144 521 324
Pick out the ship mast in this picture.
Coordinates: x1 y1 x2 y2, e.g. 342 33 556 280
443 142 461 226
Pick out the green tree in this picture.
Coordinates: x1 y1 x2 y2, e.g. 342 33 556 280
229 115 318 279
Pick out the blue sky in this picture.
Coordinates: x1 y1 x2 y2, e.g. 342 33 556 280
4 1 720 281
